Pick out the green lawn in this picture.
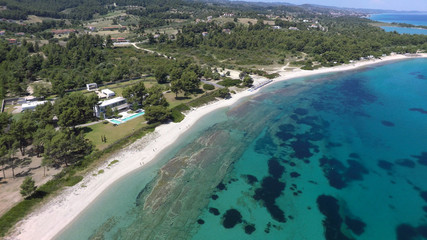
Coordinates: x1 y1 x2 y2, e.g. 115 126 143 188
83 116 148 150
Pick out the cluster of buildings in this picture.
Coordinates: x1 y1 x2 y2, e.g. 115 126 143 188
20 82 133 120
85 83 129 118
1 30 24 44
222 13 235 18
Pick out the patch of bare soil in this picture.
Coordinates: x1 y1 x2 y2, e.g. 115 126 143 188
0 149 61 217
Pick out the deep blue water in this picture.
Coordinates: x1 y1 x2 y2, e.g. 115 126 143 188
59 58 427 240
370 13 427 26
381 26 427 35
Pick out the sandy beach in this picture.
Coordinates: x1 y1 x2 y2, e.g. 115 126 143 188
7 53 427 240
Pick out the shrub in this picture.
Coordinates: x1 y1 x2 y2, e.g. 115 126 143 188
217 78 241 87
108 160 119 166
64 175 83 187
203 84 215 90
173 104 190 112
213 88 231 99
20 177 36 197
171 108 185 122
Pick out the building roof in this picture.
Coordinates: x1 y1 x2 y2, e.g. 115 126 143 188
99 97 125 107
101 89 115 95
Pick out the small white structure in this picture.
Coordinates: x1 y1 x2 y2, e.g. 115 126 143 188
94 97 128 118
22 101 47 111
101 89 115 98
86 83 98 91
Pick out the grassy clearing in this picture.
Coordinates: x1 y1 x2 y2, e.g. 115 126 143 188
83 116 148 150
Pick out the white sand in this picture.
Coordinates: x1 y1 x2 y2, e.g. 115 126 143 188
7 53 427 240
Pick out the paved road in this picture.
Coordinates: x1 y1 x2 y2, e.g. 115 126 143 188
75 120 103 128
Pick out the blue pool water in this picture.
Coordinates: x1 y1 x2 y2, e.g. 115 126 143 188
59 58 427 240
381 26 427 35
122 111 145 121
109 119 121 124
370 13 427 26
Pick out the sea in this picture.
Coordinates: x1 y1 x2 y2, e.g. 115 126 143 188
369 13 427 26
381 26 427 35
58 58 427 240
369 13 427 35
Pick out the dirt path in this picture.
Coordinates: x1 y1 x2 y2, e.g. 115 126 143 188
131 42 175 60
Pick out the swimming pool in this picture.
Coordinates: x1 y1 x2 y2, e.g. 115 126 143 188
108 111 145 125
110 119 122 125
122 111 145 121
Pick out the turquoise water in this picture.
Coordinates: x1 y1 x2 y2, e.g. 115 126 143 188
109 119 121 124
370 13 427 26
59 58 427 240
381 26 427 35
122 111 145 121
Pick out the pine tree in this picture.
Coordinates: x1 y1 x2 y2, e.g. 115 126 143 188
20 176 36 197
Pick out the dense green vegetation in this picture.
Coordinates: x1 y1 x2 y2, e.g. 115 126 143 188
149 17 427 67
0 34 174 99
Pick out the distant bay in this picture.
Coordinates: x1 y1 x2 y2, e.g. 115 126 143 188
381 26 427 35
369 13 427 26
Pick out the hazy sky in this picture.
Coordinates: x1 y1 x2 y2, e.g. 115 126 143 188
242 0 427 12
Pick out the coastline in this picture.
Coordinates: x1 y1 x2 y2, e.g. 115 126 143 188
8 53 427 240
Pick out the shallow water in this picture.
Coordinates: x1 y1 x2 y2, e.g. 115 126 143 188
59 58 427 240
381 26 427 35
370 13 427 26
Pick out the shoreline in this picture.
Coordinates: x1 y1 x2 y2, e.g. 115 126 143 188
8 53 427 240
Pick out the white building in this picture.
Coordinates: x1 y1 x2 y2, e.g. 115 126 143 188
101 89 115 98
94 97 128 118
86 83 98 91
22 101 47 111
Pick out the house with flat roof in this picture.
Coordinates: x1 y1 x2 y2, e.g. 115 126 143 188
86 83 98 91
94 97 128 118
101 89 115 98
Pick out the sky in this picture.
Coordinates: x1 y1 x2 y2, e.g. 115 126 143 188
240 0 427 12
